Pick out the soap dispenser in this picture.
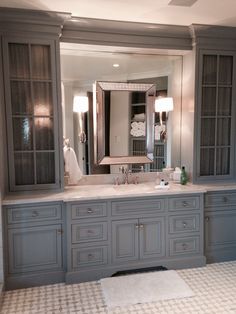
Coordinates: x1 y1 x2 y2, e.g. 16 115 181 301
180 166 188 185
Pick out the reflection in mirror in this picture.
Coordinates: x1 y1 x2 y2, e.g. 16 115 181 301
60 43 182 175
94 82 156 169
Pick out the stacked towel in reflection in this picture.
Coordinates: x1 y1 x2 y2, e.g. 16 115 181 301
130 121 146 137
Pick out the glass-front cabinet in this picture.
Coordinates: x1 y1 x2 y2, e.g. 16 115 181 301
3 38 61 191
196 50 236 181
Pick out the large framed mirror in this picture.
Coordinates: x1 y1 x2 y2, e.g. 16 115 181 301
94 81 156 166
60 43 182 175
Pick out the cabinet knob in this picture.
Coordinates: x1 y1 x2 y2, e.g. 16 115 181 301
205 216 210 222
135 224 139 229
32 211 39 217
182 201 188 207
139 224 144 229
182 222 187 228
88 253 94 260
87 208 93 214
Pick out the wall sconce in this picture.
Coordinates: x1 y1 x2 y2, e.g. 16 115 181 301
73 96 89 143
155 97 174 142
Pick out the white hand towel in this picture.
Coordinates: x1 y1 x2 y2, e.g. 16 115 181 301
63 147 82 185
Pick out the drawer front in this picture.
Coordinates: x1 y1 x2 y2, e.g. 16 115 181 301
71 203 107 219
169 214 200 234
205 192 236 208
168 196 200 211
71 222 108 244
7 204 62 224
72 246 108 268
112 198 165 216
169 236 200 256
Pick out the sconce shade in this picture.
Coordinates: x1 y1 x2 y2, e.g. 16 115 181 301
155 97 174 112
73 96 89 113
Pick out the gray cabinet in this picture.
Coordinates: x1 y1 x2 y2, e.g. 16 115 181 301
205 191 236 262
112 217 165 263
8 224 63 274
2 36 62 191
194 50 236 182
4 202 64 289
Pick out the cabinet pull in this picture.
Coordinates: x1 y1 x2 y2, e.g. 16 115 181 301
88 253 94 260
87 208 93 214
205 217 209 222
139 224 144 228
135 224 139 229
182 201 188 207
182 222 187 228
32 211 39 217
223 197 228 203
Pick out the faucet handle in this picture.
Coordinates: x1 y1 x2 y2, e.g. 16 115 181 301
114 176 120 185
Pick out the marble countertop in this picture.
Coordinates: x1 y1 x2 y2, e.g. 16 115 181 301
3 181 236 206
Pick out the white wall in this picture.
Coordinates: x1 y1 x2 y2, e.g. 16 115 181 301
110 91 130 173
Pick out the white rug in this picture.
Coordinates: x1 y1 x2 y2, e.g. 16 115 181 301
100 270 194 308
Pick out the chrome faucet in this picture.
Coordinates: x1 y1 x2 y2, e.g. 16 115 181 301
119 166 131 184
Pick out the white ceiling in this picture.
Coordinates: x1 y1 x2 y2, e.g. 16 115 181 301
1 0 236 27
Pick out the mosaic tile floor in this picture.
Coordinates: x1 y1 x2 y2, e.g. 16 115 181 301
1 261 236 313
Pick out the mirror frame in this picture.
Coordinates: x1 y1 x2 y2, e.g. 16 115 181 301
93 81 156 165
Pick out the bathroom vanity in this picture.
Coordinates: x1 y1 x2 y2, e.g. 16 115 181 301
2 183 206 289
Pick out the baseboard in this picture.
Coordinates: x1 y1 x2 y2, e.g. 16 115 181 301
66 255 206 284
5 271 65 290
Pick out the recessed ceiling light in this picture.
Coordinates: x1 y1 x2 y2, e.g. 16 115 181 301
113 63 120 68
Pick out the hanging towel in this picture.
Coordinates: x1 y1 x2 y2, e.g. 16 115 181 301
63 146 82 185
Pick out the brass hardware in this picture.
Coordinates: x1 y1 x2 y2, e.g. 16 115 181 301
32 211 39 217
87 208 93 214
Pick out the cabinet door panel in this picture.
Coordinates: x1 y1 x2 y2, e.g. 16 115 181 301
205 211 236 252
112 220 139 263
8 224 63 274
139 217 165 259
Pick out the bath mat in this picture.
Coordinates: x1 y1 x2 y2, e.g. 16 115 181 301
100 270 194 308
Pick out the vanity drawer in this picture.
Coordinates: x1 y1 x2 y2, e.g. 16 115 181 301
71 202 107 219
169 236 200 256
168 196 200 211
72 246 108 268
112 198 165 216
169 214 200 234
205 192 236 208
7 204 62 224
71 222 108 244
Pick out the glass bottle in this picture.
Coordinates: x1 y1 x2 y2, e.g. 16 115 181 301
180 166 188 185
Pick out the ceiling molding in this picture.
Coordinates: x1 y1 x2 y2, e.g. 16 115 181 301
61 17 192 51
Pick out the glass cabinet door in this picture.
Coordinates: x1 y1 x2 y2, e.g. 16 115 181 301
198 52 235 180
4 39 61 190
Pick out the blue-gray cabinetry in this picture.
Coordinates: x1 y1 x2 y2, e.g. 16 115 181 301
205 191 236 262
4 202 65 290
66 193 205 284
